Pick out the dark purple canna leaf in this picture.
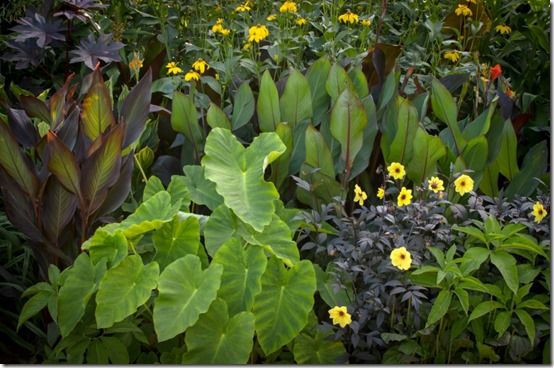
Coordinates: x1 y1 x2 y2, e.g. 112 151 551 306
7 108 40 148
56 107 80 150
2 40 44 69
94 154 134 218
42 176 78 244
82 124 123 213
50 74 75 128
11 13 65 48
46 131 82 201
121 68 152 148
0 120 39 198
19 95 52 125
70 33 124 70
81 67 115 141
0 170 43 243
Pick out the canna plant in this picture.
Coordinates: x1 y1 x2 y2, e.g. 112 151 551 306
17 128 340 364
0 65 152 273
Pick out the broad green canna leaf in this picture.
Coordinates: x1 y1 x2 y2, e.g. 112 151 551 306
326 63 353 107
306 56 331 125
81 67 115 141
206 102 231 130
153 255 223 342
182 299 255 364
270 122 293 190
231 81 255 130
212 238 267 315
279 69 312 127
407 127 447 184
329 88 367 178
171 92 203 150
253 257 316 355
202 128 286 232
95 255 159 329
257 70 281 132
431 78 465 155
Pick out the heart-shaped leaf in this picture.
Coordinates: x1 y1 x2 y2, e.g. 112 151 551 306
95 255 159 328
153 255 223 342
182 299 255 364
212 238 267 315
153 216 200 270
253 257 316 355
202 128 285 232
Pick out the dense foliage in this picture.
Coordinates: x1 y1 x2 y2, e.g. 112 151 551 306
0 0 550 364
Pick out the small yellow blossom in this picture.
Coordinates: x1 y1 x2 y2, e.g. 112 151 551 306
532 202 547 223
354 184 368 206
328 306 352 328
361 19 371 27
248 24 269 43
444 50 461 63
192 58 209 74
296 17 307 26
377 186 385 200
495 24 512 35
129 52 143 74
267 14 277 21
235 2 251 12
387 162 406 180
212 18 231 36
243 42 252 50
279 0 297 13
454 174 474 195
390 247 412 271
184 70 200 82
428 177 445 193
397 187 412 207
338 10 359 25
455 4 473 17
166 61 183 75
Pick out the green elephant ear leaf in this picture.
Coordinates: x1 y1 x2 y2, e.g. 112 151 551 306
293 329 347 364
204 205 240 257
212 238 267 315
253 258 316 355
202 128 286 232
182 299 255 364
58 253 106 337
82 229 128 268
153 216 200 270
153 255 223 342
114 191 180 238
183 165 224 210
95 255 160 329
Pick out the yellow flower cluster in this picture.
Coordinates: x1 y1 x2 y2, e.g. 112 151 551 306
192 58 209 74
184 70 200 81
338 10 359 24
248 24 269 43
279 0 297 13
377 187 385 200
390 247 412 271
129 52 143 74
444 50 460 63
235 1 251 12
495 24 512 34
328 306 352 327
212 18 231 36
361 19 371 27
296 17 307 26
353 184 367 206
166 61 183 76
532 202 547 223
267 14 277 21
455 4 472 17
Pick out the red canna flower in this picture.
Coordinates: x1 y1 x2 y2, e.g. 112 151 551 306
490 64 502 81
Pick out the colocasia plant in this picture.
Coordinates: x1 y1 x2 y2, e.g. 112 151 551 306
0 65 152 274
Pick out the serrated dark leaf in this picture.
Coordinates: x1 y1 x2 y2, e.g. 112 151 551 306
2 40 44 69
54 0 108 21
11 13 65 48
70 33 124 70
